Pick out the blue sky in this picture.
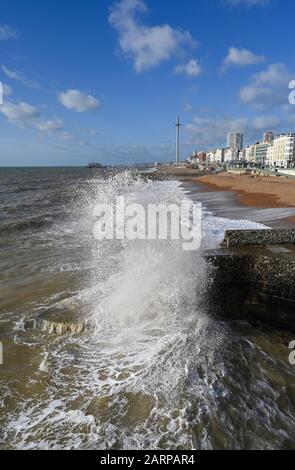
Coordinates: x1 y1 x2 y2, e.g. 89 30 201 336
1 0 295 166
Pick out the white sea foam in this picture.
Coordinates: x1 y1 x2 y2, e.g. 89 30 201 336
2 171 295 450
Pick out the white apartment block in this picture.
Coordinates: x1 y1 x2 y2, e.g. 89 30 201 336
237 147 249 162
224 148 238 162
237 147 252 162
206 151 214 164
266 134 295 168
216 148 225 163
238 150 244 161
238 148 251 161
266 145 273 167
206 148 225 164
244 146 252 162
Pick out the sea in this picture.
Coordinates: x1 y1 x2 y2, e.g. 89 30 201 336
0 166 295 450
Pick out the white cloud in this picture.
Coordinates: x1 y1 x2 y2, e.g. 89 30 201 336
36 119 64 133
221 47 265 71
252 63 289 86
0 101 39 126
0 100 62 134
240 86 273 106
0 98 96 150
58 89 101 112
175 59 202 77
2 83 12 98
60 131 74 141
240 63 292 110
183 103 193 112
252 116 280 129
1 65 40 89
89 129 99 136
109 0 196 73
186 114 281 149
186 116 247 148
0 25 18 40
223 0 270 6
93 142 176 164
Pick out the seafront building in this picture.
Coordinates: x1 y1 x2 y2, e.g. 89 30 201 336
250 142 270 166
227 132 243 150
206 148 225 164
197 152 207 164
187 131 295 169
224 148 238 163
206 150 215 164
266 134 295 168
266 145 273 167
242 146 252 162
263 131 274 144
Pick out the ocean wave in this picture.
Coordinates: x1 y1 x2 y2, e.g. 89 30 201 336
0 216 53 234
1 169 295 450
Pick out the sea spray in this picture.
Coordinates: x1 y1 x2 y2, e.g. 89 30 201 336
2 169 295 450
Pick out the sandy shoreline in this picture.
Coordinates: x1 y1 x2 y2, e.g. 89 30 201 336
196 172 295 209
156 167 295 225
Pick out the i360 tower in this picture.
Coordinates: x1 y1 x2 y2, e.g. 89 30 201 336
175 116 181 165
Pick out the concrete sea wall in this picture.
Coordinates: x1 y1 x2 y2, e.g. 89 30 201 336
206 229 295 332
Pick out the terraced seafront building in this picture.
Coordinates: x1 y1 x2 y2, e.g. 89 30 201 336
250 142 270 166
266 134 295 169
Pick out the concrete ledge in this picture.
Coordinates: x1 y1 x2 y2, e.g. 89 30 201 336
220 228 295 249
206 229 295 332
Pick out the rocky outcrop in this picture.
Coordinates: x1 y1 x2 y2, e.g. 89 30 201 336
35 308 93 335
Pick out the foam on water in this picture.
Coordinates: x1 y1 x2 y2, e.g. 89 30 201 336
1 170 295 450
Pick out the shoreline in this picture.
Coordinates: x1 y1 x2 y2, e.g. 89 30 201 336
196 173 295 225
156 167 295 226
197 172 295 209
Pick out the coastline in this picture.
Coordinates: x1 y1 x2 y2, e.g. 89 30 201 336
2 166 295 450
196 173 295 226
197 172 295 209
156 167 295 226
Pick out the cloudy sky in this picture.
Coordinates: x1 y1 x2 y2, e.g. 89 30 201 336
0 0 295 166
